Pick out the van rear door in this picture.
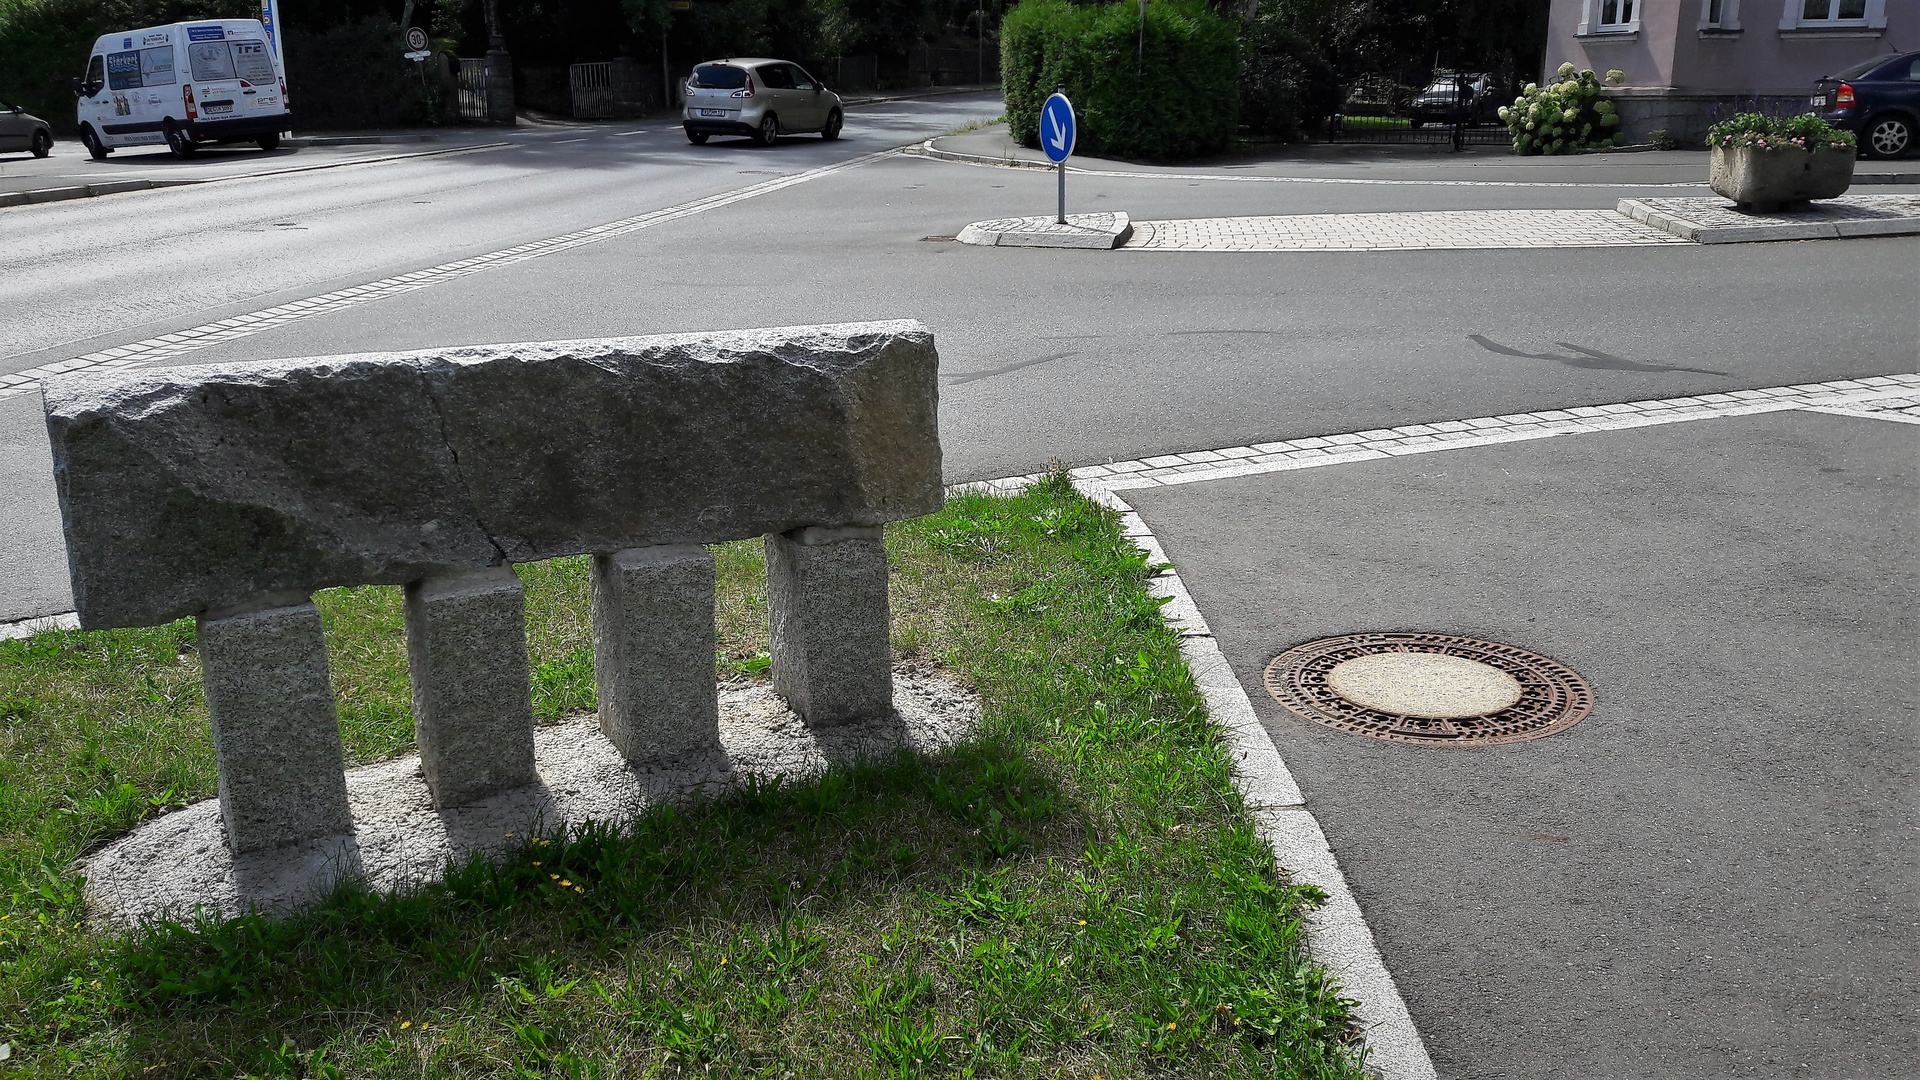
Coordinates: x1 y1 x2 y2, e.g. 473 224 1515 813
227 37 284 118
183 25 245 125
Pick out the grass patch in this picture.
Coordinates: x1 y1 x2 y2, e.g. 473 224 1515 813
1337 115 1413 130
0 477 1364 1078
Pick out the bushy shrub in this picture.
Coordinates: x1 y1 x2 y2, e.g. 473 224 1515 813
1498 61 1622 156
285 15 450 130
1705 112 1853 152
1003 0 1238 162
1239 0 1336 140
0 0 228 134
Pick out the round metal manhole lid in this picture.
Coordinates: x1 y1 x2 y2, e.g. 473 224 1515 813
1263 633 1593 745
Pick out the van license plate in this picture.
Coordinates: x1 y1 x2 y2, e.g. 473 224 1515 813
700 109 725 117
1810 95 1827 108
204 103 232 114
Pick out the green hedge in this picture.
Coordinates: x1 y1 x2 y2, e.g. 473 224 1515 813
285 15 449 131
0 0 230 134
1002 0 1238 162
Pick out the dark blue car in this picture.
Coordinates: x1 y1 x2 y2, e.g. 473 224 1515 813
1813 51 1920 159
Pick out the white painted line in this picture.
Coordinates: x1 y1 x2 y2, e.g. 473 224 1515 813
0 150 893 401
1803 403 1920 425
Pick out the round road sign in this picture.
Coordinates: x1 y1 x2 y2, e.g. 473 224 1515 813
1040 93 1075 163
405 26 429 52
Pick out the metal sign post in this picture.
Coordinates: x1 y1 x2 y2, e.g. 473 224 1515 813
1040 91 1075 224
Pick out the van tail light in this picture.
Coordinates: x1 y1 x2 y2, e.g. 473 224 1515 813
1836 83 1855 106
731 80 754 98
183 84 196 120
280 78 290 108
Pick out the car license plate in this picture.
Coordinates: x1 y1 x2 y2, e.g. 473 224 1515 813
204 102 232 114
700 109 725 117
1811 94 1827 108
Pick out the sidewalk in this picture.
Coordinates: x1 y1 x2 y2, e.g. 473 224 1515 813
920 122 1920 186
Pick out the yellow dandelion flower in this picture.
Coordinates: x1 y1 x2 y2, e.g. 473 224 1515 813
551 874 560 880
401 1021 412 1029
421 1022 429 1030
560 880 572 887
1078 920 1087 926
1166 1022 1177 1031
574 886 584 893
719 957 728 965
532 861 542 867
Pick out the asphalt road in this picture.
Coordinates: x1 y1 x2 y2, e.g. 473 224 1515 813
1126 410 1918 1079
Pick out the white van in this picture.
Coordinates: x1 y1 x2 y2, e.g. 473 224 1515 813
74 19 290 160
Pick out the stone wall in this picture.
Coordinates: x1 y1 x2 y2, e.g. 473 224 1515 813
41 322 942 854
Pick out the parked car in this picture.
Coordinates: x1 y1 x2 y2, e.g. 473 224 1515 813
0 101 53 157
682 59 843 146
1407 73 1505 127
1813 50 1920 159
74 18 290 160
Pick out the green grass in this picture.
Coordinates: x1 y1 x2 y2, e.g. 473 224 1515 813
1337 115 1413 130
0 477 1365 1079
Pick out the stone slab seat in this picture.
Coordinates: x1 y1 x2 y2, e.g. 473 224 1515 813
40 321 943 855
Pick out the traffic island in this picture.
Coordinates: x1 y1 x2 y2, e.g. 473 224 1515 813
957 211 1133 249
1618 193 1920 243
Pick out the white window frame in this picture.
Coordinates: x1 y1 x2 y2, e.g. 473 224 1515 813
1779 0 1886 30
1578 0 1643 35
1700 0 1742 30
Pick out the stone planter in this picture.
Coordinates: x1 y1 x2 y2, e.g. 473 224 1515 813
1709 144 1854 212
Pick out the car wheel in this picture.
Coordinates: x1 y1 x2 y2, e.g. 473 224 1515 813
164 120 197 158
81 125 110 160
758 113 779 146
821 108 842 140
31 129 52 158
257 132 280 151
1863 113 1914 160
686 129 708 145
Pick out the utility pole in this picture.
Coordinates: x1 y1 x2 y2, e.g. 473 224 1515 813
977 0 985 86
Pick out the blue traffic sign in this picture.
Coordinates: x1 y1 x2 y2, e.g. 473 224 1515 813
1040 93 1075 163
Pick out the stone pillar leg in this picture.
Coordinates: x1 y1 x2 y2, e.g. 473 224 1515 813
764 526 893 726
404 566 536 808
197 599 353 855
591 545 719 762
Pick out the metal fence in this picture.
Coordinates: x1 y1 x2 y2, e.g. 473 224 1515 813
457 58 489 121
570 62 614 119
818 55 878 92
1325 118 1509 148
908 45 999 86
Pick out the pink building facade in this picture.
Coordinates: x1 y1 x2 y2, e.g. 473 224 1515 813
1543 1 1916 143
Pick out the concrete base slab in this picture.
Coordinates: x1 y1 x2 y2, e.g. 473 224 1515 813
82 669 980 924
958 212 1132 249
1619 193 1920 243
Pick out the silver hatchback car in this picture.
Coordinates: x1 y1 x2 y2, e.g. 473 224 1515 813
683 59 843 145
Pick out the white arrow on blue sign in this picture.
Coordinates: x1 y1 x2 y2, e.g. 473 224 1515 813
1041 93 1076 163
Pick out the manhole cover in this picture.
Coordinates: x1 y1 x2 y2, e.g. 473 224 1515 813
1263 633 1592 745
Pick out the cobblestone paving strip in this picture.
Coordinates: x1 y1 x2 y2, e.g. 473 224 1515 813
1124 209 1692 252
0 151 892 403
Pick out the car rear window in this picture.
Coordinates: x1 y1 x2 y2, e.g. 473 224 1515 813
691 64 748 90
1833 55 1890 80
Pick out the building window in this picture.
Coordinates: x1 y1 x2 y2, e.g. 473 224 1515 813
1801 0 1866 19
1579 0 1643 34
1779 0 1886 30
1701 0 1742 30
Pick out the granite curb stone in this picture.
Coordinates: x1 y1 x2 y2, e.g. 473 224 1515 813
591 545 722 763
405 566 538 807
957 213 1133 249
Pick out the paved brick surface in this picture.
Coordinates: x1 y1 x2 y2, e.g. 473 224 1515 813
1124 208 1690 252
1633 192 1920 229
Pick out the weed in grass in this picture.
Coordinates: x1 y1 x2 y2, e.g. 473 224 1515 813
0 474 1365 1079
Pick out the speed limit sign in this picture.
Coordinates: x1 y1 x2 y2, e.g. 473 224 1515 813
405 26 428 52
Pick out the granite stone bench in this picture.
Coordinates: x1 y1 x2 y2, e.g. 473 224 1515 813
41 322 941 856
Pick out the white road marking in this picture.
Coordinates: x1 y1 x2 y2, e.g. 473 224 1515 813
0 150 891 401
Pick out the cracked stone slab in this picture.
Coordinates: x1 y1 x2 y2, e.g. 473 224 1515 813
41 322 941 629
82 669 981 924
958 213 1132 249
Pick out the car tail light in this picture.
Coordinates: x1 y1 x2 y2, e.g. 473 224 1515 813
1837 83 1855 106
183 84 196 119
280 78 290 108
731 80 754 99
